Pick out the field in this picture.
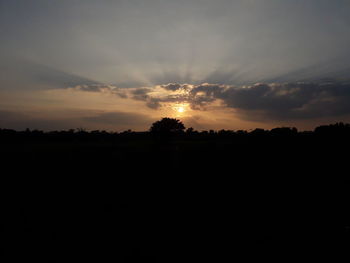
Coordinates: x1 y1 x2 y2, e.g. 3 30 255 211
1 124 349 262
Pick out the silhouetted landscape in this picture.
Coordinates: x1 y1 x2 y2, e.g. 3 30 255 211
2 119 350 262
3 1 350 261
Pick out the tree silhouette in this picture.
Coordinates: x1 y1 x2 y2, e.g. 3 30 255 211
150 118 185 134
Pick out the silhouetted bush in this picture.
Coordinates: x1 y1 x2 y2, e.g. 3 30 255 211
150 118 185 135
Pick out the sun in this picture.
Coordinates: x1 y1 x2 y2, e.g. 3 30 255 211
172 103 189 115
177 106 185 113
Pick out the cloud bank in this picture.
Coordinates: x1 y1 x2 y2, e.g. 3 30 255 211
73 80 350 121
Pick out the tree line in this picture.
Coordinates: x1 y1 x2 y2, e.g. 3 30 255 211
1 118 350 140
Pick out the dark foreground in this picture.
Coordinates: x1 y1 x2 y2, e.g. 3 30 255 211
1 124 350 262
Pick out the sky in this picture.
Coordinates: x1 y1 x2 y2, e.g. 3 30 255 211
1 0 350 131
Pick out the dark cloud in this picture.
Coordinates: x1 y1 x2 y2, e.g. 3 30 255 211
126 80 350 120
146 99 162 110
146 94 190 110
217 83 313 111
200 81 350 120
190 83 223 97
128 86 190 109
114 81 149 89
160 83 184 91
72 84 128 98
74 85 108 92
130 88 152 101
71 80 350 121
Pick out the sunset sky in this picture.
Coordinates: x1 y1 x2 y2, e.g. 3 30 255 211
1 0 350 131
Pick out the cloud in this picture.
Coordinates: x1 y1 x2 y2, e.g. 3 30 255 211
196 81 350 120
69 80 350 121
146 99 162 110
130 87 152 101
160 83 187 91
144 81 350 120
71 84 128 98
109 85 190 109
73 84 112 92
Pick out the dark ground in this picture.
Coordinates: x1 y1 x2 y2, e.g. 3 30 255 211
1 124 350 262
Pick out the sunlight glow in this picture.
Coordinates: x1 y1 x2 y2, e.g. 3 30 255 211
171 103 189 117
172 104 188 114
177 106 185 113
